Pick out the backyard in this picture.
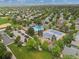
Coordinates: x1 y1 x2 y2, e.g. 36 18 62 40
9 44 52 59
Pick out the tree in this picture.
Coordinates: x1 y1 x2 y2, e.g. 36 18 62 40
22 20 27 27
15 36 20 44
70 22 75 30
27 27 35 36
27 38 36 49
62 25 69 33
63 34 74 46
9 32 14 37
0 43 6 58
17 41 23 47
0 43 12 59
34 18 41 25
48 23 52 29
15 36 22 47
32 36 42 50
41 41 49 51
51 35 56 41
33 36 41 45
26 20 32 26
3 51 12 59
56 40 64 50
38 30 43 36
0 35 2 42
51 45 61 59
6 26 12 31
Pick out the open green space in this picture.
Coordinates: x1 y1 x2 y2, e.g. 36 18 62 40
0 17 9 25
10 22 21 28
9 44 52 59
0 17 21 28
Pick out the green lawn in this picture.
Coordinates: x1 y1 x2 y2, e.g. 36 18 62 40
9 44 52 59
11 22 21 28
0 17 21 28
0 17 9 25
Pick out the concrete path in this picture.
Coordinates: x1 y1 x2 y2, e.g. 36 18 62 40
6 46 16 59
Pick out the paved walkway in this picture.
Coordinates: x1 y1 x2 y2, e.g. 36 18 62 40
0 31 16 59
0 30 33 59
6 46 16 59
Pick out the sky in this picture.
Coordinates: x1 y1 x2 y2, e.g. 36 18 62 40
0 0 79 6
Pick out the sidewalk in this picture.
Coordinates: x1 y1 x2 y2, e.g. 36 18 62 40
6 46 16 59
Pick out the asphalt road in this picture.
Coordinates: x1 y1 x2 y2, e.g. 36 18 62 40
0 31 14 45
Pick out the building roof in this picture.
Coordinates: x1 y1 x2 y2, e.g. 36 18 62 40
63 46 79 56
75 18 79 23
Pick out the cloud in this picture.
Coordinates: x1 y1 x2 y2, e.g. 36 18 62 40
0 0 79 5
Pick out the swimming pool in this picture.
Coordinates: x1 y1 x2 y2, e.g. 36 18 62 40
32 25 44 32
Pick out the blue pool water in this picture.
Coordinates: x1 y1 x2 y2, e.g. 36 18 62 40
32 25 44 32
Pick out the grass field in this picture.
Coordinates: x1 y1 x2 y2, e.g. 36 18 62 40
0 17 21 28
9 44 52 59
0 17 9 25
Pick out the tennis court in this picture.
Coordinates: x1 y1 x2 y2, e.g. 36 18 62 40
43 29 65 40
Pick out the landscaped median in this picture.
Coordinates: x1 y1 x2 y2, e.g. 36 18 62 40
8 43 52 59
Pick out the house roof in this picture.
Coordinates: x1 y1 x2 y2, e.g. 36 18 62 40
75 18 79 23
63 46 79 56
